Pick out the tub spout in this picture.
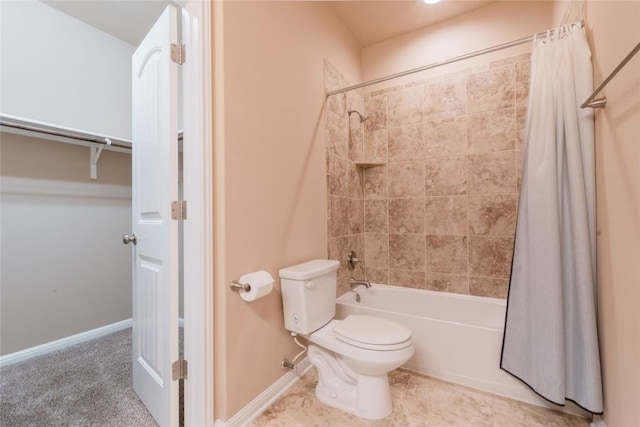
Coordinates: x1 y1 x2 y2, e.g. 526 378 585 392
349 277 371 290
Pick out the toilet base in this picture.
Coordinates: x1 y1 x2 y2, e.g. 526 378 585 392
308 344 393 420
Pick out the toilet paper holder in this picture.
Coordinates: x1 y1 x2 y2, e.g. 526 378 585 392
230 280 251 293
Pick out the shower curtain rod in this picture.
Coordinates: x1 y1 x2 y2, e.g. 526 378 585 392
326 21 584 99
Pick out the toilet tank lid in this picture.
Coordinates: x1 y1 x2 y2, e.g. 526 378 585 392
279 259 340 280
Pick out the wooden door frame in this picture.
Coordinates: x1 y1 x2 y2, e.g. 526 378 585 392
180 1 214 425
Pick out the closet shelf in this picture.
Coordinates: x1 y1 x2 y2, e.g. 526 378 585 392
0 113 132 180
355 162 385 168
0 113 132 153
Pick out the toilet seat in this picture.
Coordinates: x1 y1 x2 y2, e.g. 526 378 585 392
333 315 412 351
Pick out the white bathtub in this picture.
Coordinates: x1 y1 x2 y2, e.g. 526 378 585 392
336 284 550 407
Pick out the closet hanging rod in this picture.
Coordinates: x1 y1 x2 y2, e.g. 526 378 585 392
1 115 185 149
0 115 132 150
326 21 584 98
580 41 640 109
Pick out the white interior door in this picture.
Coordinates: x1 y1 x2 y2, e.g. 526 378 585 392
131 5 179 427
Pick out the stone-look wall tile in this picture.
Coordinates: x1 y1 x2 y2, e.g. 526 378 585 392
516 150 523 192
425 156 467 196
364 199 388 233
467 151 516 195
347 162 363 199
387 87 423 128
425 236 468 274
364 95 387 132
469 236 514 278
389 198 425 234
364 233 388 270
349 198 364 235
347 89 364 113
424 78 466 120
368 85 404 98
325 110 348 158
349 117 364 163
516 106 526 150
425 196 467 235
388 124 425 163
389 234 426 271
467 108 515 154
389 269 426 289
349 233 365 275
324 59 341 91
389 162 425 198
470 276 509 299
351 230 365 253
337 274 350 298
364 166 387 199
324 61 347 117
329 196 350 237
343 54 529 300
468 194 517 236
326 92 347 118
515 60 531 107
327 154 348 197
489 53 531 67
467 65 515 114
364 130 388 163
424 116 467 159
366 267 388 285
329 236 350 278
348 90 365 163
426 273 469 294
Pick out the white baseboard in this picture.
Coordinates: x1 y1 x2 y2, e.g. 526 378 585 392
0 318 132 368
216 358 312 427
591 415 607 427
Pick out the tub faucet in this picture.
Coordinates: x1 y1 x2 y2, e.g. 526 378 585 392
349 277 371 290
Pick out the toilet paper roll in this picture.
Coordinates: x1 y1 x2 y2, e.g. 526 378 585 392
238 270 274 302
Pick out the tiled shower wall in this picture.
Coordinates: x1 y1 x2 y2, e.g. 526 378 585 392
325 53 530 299
324 60 366 296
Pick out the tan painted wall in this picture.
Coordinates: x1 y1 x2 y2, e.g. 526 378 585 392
361 1 555 85
585 2 640 425
213 1 361 419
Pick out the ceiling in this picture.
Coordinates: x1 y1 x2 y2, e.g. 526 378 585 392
43 0 496 48
329 1 497 47
42 0 172 46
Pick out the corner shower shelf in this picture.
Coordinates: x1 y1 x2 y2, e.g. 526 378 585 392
355 162 385 168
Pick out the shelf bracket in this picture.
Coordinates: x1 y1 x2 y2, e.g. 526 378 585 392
89 138 111 180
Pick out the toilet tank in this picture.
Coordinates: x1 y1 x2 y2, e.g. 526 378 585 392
279 259 340 335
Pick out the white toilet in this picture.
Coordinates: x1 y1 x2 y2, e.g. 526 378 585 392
279 259 415 420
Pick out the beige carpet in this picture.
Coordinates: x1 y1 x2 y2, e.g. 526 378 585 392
0 328 158 427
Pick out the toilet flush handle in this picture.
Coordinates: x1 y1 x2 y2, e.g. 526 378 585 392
304 281 315 289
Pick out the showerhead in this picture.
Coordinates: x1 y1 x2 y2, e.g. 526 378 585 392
348 109 369 123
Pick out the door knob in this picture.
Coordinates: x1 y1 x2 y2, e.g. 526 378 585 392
122 233 138 245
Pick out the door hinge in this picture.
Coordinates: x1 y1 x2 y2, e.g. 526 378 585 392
172 359 188 381
171 43 185 65
171 200 187 220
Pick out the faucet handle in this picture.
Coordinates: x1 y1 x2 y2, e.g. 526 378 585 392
347 250 360 271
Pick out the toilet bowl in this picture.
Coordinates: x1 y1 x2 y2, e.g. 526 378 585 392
306 316 415 419
279 259 414 420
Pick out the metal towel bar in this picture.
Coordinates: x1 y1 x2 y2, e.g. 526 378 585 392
581 41 640 109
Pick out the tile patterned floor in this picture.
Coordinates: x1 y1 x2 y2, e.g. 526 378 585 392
252 368 590 426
